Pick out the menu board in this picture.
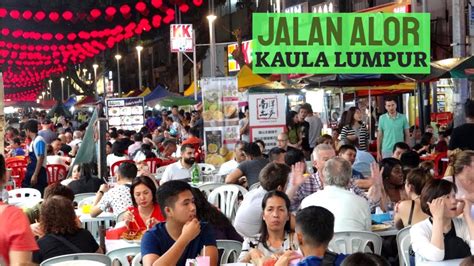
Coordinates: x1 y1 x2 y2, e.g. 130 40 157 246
105 97 145 132
201 77 240 167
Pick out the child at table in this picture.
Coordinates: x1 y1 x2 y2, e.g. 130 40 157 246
274 206 346 266
141 180 218 266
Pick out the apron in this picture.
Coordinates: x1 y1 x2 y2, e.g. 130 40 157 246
22 140 48 196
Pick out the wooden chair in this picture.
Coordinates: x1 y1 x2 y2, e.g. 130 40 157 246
142 158 163 174
46 164 68 184
110 160 135 177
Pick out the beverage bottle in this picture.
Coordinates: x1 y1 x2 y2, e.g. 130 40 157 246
191 164 200 184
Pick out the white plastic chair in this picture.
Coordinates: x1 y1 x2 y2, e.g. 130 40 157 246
155 166 167 180
198 163 217 175
198 182 223 197
249 182 261 191
217 240 242 264
40 253 111 266
74 193 97 206
328 231 383 255
397 226 412 266
106 246 141 266
207 184 248 222
78 196 95 208
131 252 142 266
8 188 41 205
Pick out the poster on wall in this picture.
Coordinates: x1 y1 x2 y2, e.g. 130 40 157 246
105 97 145 132
201 77 240 166
249 93 287 151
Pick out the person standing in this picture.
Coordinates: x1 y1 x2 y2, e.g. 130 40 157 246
298 104 312 159
23 120 48 196
304 104 323 151
377 97 410 161
340 107 370 151
449 99 474 153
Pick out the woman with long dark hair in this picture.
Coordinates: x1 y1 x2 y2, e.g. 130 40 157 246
191 188 242 241
239 191 296 263
340 107 370 151
67 163 104 195
380 158 407 211
286 111 302 149
123 176 164 231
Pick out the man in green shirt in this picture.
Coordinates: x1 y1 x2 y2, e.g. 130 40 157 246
377 97 410 161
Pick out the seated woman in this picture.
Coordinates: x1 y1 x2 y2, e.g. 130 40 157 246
413 132 435 155
122 176 164 231
239 191 296 263
394 168 430 230
191 188 243 242
67 163 104 195
380 158 407 212
33 196 102 263
410 179 474 264
60 163 80 186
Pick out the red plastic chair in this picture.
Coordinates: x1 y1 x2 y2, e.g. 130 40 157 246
46 164 68 184
433 152 448 179
160 159 176 167
7 158 28 188
143 158 163 174
110 160 135 177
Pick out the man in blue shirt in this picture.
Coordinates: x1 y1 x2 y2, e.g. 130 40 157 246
141 181 218 266
275 206 347 266
338 144 372 189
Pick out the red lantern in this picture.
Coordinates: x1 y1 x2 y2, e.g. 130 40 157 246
136 2 148 14
90 9 101 19
0 8 7 18
120 5 131 18
22 10 33 20
62 11 73 21
55 33 64 41
179 4 189 12
151 0 163 8
67 33 77 41
105 6 116 17
49 12 60 22
34 11 46 21
1 28 9 36
193 0 203 6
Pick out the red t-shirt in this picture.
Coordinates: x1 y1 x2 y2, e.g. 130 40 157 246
127 204 165 231
0 204 39 265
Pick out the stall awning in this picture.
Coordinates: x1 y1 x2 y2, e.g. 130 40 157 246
184 81 198 97
138 88 152 97
237 65 270 89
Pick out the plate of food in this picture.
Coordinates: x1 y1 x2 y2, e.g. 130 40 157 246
108 108 120 117
371 223 392 231
120 107 132 116
131 106 143 115
121 230 144 243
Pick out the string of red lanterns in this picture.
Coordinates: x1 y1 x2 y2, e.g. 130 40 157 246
2 0 203 101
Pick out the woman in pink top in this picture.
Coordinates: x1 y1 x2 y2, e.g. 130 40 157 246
0 154 39 264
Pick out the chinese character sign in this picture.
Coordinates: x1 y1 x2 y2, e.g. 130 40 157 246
249 94 286 126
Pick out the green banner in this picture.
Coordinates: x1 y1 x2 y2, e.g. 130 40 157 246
252 13 431 74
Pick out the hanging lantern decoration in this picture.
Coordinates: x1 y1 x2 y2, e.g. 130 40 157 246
34 11 46 22
22 10 33 20
151 0 163 8
62 11 73 21
120 4 131 19
49 12 60 23
9 10 20 20
135 2 149 16
105 6 116 21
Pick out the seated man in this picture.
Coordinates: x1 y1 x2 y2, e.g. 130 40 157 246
160 144 196 185
90 162 136 217
217 141 248 176
338 144 372 189
141 180 218 266
276 206 347 266
268 147 286 164
226 142 269 187
301 158 371 232
233 162 292 238
392 142 410 160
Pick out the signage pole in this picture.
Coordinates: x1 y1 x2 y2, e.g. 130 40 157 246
177 9 184 93
0 73 4 156
193 32 198 101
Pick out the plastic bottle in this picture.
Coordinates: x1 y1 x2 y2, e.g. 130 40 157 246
191 164 200 184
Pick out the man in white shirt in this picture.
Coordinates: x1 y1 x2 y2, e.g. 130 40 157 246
160 144 196 185
233 162 292 238
300 157 371 232
217 141 247 176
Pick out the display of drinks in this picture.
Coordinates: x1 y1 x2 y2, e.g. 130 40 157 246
191 165 200 184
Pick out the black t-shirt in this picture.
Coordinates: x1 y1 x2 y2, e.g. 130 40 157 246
448 123 474 151
33 229 99 263
60 143 72 154
68 177 105 195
